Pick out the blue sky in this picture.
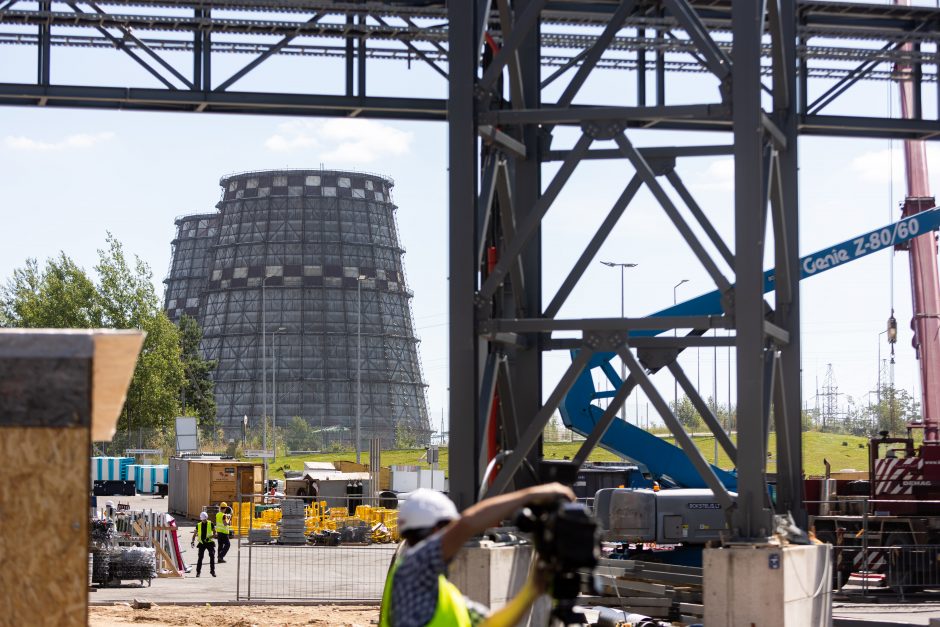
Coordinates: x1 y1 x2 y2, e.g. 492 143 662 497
0 3 936 433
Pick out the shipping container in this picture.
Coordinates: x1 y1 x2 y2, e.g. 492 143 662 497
168 458 262 519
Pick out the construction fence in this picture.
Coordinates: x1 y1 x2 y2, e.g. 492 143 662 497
234 495 399 601
810 498 940 595
833 543 940 596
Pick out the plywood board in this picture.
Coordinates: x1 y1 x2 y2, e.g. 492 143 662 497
0 427 89 626
187 462 211 520
91 331 145 441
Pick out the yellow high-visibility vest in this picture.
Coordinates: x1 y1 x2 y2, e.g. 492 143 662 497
215 511 230 534
379 555 471 627
195 520 215 545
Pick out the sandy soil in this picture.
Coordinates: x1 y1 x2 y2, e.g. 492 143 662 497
89 604 379 627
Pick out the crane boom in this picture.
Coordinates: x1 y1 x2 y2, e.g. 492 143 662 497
897 0 940 444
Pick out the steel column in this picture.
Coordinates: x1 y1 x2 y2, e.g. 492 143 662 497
506 0 544 493
731 1 773 539
773 0 806 527
447 0 480 511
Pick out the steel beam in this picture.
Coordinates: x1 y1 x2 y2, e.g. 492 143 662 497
773 0 805 527
731 0 773 539
447 0 479 511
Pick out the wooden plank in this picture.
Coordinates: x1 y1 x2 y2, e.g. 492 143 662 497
91 331 145 440
152 540 182 577
1 427 88 627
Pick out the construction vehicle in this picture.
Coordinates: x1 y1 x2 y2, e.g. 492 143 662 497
552 186 940 563
549 204 940 565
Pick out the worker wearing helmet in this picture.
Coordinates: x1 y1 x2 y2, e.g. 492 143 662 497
190 511 216 577
215 502 232 563
380 483 575 627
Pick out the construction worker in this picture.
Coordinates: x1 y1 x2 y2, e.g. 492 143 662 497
190 511 216 577
380 483 575 626
216 503 232 563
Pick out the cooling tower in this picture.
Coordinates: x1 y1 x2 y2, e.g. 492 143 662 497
164 169 431 448
165 213 220 322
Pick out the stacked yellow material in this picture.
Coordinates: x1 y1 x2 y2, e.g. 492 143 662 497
260 508 282 523
230 502 255 537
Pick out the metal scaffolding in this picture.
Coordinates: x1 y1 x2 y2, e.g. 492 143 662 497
6 0 940 541
164 169 431 448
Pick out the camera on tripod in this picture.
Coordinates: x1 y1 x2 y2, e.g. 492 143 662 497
516 499 600 625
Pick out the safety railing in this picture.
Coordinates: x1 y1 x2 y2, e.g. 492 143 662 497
234 494 400 601
885 545 940 598
808 497 940 595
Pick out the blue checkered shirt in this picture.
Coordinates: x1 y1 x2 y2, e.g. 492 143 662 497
390 533 490 626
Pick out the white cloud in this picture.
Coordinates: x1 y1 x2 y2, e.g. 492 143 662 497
849 144 940 185
850 148 906 184
3 131 115 151
692 157 735 191
264 119 412 163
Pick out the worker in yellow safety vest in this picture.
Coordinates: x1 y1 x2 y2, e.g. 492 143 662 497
190 511 216 577
379 483 575 627
216 502 232 563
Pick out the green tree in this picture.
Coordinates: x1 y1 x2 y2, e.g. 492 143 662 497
283 416 321 452
178 314 217 429
0 234 185 435
1 254 102 328
870 384 921 436
673 396 704 431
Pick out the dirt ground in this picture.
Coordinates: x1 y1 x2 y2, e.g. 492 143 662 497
89 604 379 627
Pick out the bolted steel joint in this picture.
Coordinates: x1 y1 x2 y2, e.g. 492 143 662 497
581 120 627 141
648 157 677 177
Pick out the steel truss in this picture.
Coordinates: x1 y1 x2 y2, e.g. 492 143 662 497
449 0 938 542
4 1 940 539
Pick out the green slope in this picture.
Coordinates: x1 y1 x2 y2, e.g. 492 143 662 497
244 431 870 480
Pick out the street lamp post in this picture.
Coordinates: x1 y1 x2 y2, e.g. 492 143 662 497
261 274 277 483
673 279 689 423
273 326 285 462
878 329 887 407
356 275 366 464
600 261 638 423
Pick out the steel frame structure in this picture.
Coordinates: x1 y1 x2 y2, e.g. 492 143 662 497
447 0 939 542
4 0 940 539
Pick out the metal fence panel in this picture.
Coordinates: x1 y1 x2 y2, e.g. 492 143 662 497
886 545 940 595
238 544 396 601
234 493 400 601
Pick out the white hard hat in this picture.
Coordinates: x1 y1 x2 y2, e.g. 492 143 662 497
105 500 114 507
199 512 208 520
398 489 458 532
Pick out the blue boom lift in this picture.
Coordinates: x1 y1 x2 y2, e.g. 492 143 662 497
560 207 940 492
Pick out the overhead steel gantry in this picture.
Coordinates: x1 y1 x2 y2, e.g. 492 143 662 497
3 0 940 539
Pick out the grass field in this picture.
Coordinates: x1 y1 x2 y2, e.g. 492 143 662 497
244 431 871 480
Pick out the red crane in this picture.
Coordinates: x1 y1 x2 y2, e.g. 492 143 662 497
866 0 940 511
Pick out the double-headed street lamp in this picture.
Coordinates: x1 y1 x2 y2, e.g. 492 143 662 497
673 279 689 421
261 274 279 478
600 261 638 423
356 274 367 464
272 326 286 462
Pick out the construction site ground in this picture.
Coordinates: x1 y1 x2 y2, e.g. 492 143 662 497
92 496 940 626
88 604 377 626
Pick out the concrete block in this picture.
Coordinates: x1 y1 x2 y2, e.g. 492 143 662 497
449 541 551 626
704 543 832 627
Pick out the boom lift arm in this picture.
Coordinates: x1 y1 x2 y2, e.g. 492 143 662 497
560 208 940 490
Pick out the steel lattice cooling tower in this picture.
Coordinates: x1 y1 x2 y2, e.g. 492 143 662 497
164 169 431 447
